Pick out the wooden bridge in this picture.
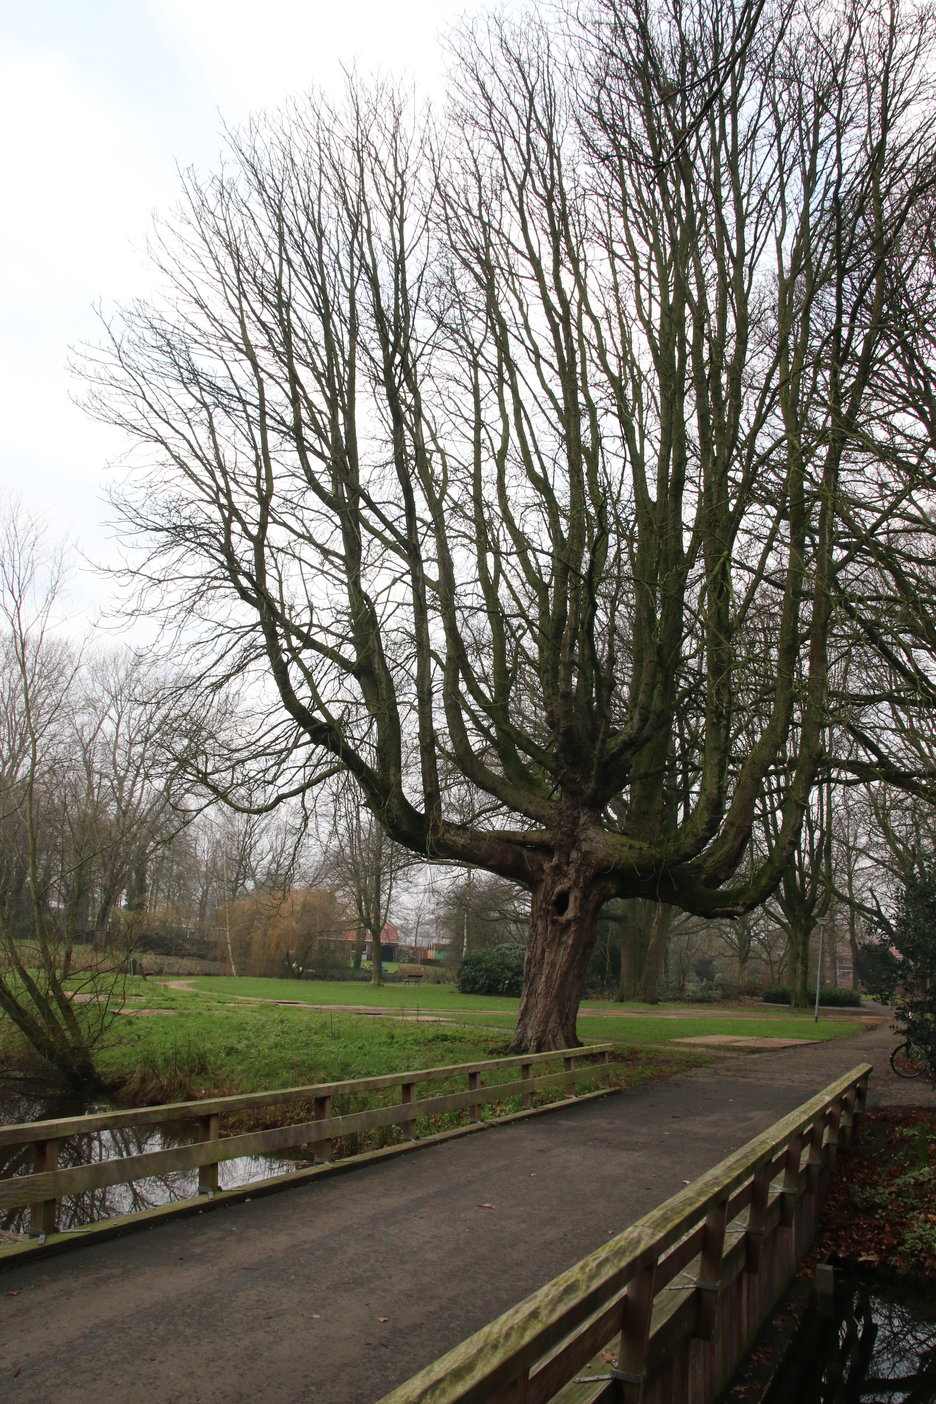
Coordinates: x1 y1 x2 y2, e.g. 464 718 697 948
380 1064 869 1403
0 1032 882 1404
0 1045 613 1254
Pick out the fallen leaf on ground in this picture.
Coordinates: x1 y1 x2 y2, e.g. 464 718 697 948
478 1203 496 1209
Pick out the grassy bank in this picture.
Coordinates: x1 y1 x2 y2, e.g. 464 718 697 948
97 990 711 1105
0 978 710 1108
0 974 871 1109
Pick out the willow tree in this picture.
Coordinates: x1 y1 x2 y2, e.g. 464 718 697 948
84 0 936 1048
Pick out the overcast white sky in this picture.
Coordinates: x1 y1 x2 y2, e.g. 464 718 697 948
0 0 498 621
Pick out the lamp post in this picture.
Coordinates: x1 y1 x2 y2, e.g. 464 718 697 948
814 918 827 1024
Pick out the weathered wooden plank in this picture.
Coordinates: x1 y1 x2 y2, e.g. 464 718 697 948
0 1045 614 1147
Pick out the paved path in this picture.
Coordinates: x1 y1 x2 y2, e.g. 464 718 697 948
1 1016 930 1404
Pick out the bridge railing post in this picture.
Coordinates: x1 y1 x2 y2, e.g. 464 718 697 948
314 1094 333 1162
838 1082 861 1151
401 1082 417 1141
28 1137 61 1238
745 1162 772 1274
197 1114 220 1196
694 1197 727 1340
805 1114 825 1193
780 1132 803 1227
468 1070 482 1123
617 1255 658 1403
824 1098 844 1170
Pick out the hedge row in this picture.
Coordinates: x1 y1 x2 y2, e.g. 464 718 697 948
761 985 862 1007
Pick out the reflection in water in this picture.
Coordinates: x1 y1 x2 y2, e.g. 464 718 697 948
0 1089 301 1239
767 1274 936 1404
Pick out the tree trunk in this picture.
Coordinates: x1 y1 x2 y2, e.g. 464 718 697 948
92 896 116 951
636 904 674 1004
788 923 811 1008
615 899 646 1001
126 857 148 912
510 861 607 1052
847 919 861 991
370 924 384 986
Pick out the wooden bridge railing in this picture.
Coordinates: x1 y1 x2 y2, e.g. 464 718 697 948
378 1063 871 1404
0 1044 613 1249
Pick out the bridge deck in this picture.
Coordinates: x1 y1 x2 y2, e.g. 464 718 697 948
0 1018 920 1404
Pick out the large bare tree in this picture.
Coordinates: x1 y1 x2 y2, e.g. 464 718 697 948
83 0 936 1048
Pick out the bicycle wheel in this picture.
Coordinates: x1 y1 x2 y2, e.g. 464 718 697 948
890 1041 927 1078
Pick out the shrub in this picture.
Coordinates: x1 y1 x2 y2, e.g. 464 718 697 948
761 985 861 1007
681 985 723 1004
457 944 526 997
863 869 936 1052
818 986 862 1007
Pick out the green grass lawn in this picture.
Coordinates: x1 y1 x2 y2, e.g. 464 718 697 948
184 974 522 1011
451 1010 867 1043
97 1000 508 1102
105 979 718 1101
0 973 871 1109
87 982 707 1106
174 975 868 1047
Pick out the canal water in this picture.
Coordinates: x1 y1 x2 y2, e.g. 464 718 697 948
764 1273 936 1403
0 1085 303 1239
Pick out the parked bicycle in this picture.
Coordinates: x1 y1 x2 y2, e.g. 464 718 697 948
890 1012 936 1078
890 1039 933 1077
